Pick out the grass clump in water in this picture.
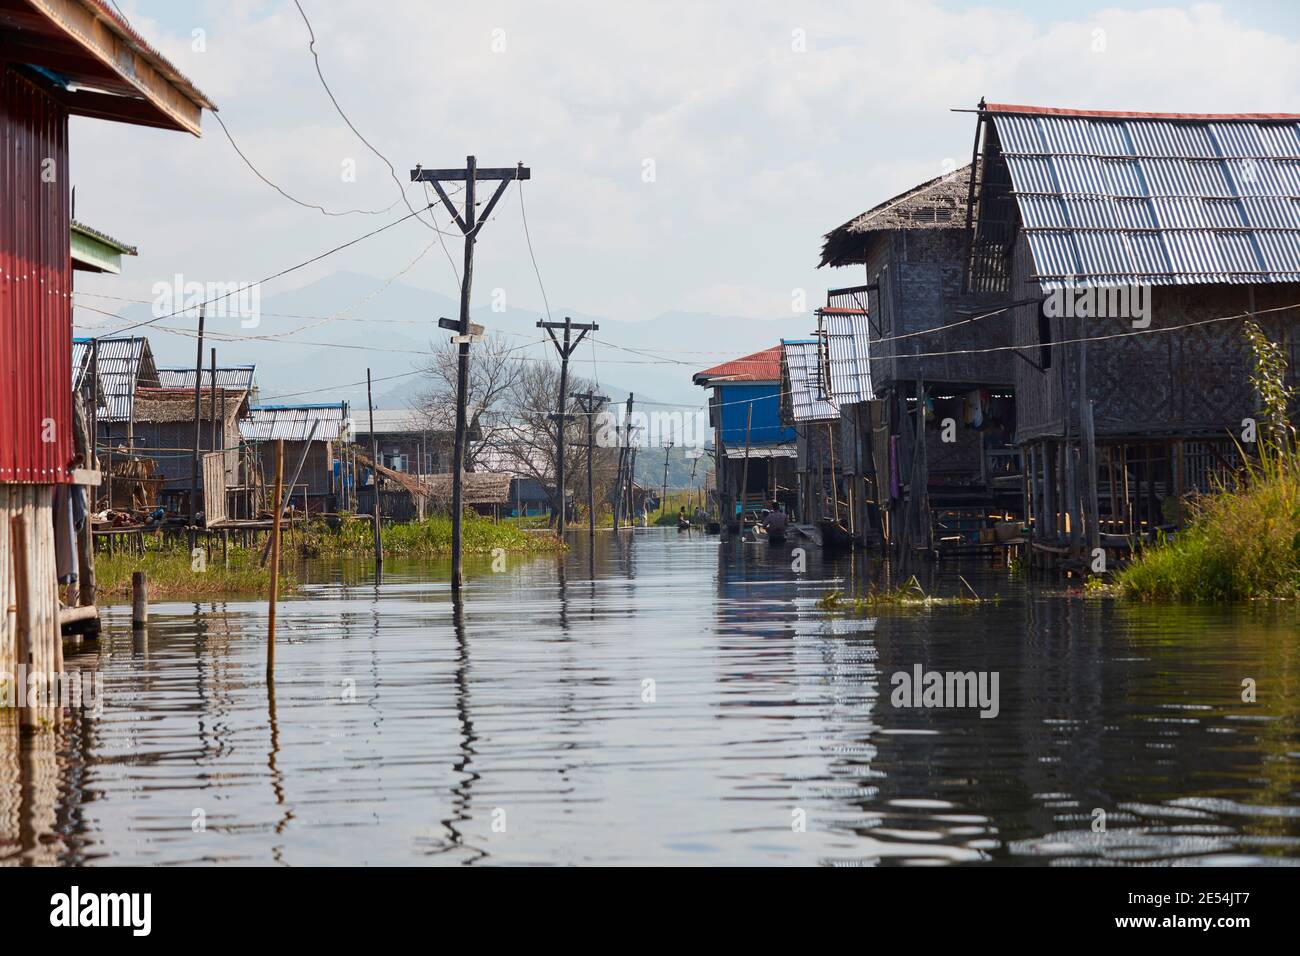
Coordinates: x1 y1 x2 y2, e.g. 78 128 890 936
299 513 564 558
96 545 291 598
1117 320 1300 602
817 575 996 613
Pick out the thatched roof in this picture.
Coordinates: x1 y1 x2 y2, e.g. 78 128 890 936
422 471 513 505
820 163 974 267
356 450 514 505
132 387 249 424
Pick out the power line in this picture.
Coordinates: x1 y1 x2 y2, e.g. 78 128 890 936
211 110 402 217
105 202 436 335
518 181 551 321
294 0 447 238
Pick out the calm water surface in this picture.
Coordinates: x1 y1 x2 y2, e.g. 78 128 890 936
5 528 1299 865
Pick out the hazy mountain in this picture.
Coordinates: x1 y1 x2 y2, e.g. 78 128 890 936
91 270 811 411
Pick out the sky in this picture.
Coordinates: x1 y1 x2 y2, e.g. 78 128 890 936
71 0 1300 352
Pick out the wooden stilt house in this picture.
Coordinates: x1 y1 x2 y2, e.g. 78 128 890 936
820 164 1020 558
965 101 1300 565
1 0 213 692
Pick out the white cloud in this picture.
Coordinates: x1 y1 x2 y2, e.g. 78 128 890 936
73 1 1300 333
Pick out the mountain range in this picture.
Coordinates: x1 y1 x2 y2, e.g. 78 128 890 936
91 270 814 411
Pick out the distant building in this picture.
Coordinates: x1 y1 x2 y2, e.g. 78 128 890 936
351 408 469 475
240 404 350 514
693 346 797 527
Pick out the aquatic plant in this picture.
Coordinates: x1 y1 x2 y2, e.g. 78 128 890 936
817 576 996 613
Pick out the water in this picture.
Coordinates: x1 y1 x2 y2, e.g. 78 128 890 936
4 528 1299 865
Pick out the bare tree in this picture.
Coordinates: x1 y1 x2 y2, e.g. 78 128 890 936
492 361 619 526
414 331 522 470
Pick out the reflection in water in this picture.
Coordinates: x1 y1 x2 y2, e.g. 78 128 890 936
0 528 1296 865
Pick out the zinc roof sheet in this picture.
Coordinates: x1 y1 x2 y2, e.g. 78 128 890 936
823 310 873 405
239 404 348 441
986 105 1300 287
781 340 839 424
157 366 256 393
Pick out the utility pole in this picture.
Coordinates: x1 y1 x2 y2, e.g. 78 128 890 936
209 347 218 454
366 368 383 571
190 305 205 550
538 316 599 536
661 441 674 521
612 392 633 530
571 390 608 536
412 157 529 591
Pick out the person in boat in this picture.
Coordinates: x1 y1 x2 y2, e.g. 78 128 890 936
677 507 690 529
762 503 787 544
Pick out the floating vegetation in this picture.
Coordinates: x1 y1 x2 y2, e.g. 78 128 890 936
817 576 998 613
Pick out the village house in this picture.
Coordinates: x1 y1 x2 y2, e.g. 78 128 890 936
820 163 1019 557
693 346 797 529
779 303 874 544
965 100 1300 565
240 403 351 515
1 0 213 676
129 373 254 515
351 408 469 475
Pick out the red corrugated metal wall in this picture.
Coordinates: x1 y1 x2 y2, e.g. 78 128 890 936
0 66 72 484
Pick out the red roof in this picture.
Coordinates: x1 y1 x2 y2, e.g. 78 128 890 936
693 345 783 385
983 102 1300 121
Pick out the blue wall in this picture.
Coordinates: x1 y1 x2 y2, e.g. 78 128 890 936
717 383 793 447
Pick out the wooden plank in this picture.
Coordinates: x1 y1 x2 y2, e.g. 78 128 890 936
70 468 101 486
24 0 208 134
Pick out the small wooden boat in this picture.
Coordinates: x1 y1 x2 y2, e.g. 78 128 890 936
816 520 855 552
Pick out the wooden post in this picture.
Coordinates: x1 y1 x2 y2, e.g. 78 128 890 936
739 401 753 525
367 369 383 571
209 347 218 455
190 306 205 551
131 571 148 628
10 514 34 730
267 439 284 677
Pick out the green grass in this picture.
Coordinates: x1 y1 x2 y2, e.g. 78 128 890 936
299 513 565 558
96 546 292 598
1115 462 1300 601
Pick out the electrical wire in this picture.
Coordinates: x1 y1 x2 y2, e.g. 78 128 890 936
103 202 436 335
211 111 402 217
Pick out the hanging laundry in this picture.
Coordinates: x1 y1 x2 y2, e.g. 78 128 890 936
53 485 79 586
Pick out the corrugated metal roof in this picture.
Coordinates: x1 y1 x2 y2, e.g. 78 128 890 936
985 104 1300 288
822 310 874 404
781 340 839 423
66 335 157 422
693 345 783 385
157 366 256 393
240 404 349 441
354 407 469 435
